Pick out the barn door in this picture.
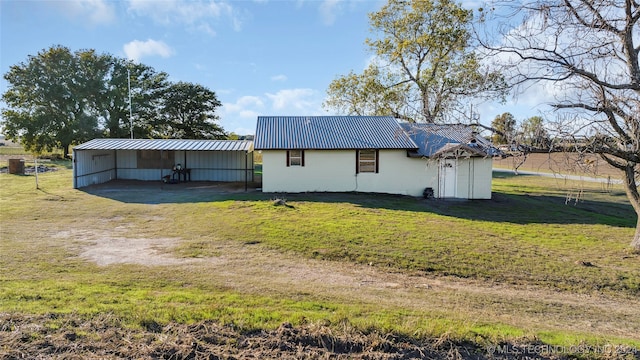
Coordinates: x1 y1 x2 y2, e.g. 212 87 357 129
439 159 457 198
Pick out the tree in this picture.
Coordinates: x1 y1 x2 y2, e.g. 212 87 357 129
2 46 101 156
2 46 224 153
520 116 550 150
324 0 507 123
324 66 411 119
491 112 516 144
95 57 169 139
481 0 640 250
151 82 225 139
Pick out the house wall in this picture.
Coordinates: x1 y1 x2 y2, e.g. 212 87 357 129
261 149 438 196
73 149 117 188
261 150 492 199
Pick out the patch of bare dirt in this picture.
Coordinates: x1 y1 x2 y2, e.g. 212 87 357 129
53 229 215 267
80 236 203 266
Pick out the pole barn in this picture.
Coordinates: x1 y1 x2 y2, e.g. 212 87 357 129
72 139 254 189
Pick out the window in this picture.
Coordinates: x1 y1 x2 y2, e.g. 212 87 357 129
286 150 304 167
137 150 174 169
357 149 378 173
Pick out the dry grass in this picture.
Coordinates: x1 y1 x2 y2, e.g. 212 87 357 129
493 152 622 178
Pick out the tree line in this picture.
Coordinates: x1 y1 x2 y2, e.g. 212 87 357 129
490 113 550 150
1 45 226 156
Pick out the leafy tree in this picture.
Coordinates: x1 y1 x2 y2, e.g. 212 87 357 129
324 0 507 122
95 57 169 139
151 82 225 139
2 46 101 156
482 0 640 250
491 112 516 144
520 116 550 149
2 46 224 154
324 65 411 119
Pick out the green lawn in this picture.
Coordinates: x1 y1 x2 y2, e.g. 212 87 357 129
1 163 638 356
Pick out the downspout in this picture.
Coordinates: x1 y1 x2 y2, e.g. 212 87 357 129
114 150 118 180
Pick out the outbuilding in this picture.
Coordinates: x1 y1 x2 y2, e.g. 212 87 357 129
72 138 253 189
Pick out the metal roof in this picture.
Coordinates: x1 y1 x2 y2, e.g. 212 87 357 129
74 138 253 152
401 123 499 157
254 116 418 150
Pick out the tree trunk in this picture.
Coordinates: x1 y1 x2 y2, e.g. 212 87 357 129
622 164 640 252
632 218 640 252
63 143 71 159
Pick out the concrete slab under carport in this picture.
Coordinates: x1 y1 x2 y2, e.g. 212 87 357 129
78 179 262 204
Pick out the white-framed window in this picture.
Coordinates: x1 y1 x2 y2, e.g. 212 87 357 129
357 149 378 173
286 150 304 166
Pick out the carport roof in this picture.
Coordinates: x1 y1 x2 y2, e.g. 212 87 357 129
74 138 253 152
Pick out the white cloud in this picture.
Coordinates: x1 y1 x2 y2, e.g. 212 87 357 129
219 89 326 135
54 0 116 25
221 96 265 118
126 0 241 35
319 0 342 26
266 88 317 111
123 39 175 62
197 23 218 37
270 74 287 82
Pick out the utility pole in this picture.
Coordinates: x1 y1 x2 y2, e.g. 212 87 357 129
128 68 133 139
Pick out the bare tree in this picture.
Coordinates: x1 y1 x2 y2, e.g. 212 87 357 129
479 0 640 250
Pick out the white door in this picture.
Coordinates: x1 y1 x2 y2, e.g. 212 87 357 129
439 159 457 198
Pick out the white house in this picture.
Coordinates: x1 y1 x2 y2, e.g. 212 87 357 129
254 116 497 199
72 138 253 188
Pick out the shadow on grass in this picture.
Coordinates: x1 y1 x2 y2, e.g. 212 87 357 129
279 191 634 228
81 179 635 228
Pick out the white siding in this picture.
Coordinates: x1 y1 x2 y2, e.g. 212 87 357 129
261 149 438 196
262 150 492 199
73 149 116 188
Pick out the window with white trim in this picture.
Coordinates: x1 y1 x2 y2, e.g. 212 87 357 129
357 149 378 173
287 150 304 166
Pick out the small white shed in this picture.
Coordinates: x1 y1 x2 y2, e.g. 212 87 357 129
72 138 253 188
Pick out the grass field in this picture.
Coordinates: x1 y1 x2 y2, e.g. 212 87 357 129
1 160 639 358
493 152 622 178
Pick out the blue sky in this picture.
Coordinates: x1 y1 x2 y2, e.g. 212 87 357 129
1 0 542 136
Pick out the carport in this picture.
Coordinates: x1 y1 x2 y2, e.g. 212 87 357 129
73 138 254 189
